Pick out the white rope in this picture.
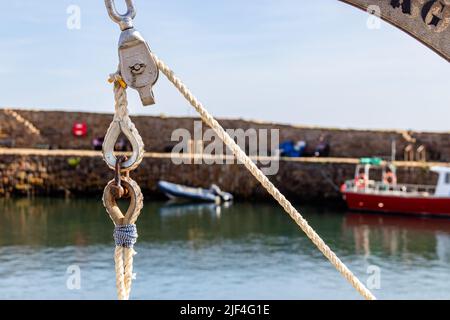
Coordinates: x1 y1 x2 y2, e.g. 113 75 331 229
108 73 139 301
123 247 136 300
109 72 129 120
113 241 136 300
114 246 127 300
150 52 376 300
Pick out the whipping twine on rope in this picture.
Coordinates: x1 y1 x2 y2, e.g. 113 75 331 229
105 53 376 301
114 225 138 300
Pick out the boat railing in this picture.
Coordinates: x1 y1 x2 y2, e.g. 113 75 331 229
345 180 436 196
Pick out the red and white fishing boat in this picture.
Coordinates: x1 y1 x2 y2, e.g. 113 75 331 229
340 158 450 217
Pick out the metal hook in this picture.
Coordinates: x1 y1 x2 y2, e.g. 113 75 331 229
110 155 128 199
114 155 128 187
104 0 136 30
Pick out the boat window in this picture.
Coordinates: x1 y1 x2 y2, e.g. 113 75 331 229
446 173 450 184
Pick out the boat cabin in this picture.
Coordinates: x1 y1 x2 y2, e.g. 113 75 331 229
431 166 450 197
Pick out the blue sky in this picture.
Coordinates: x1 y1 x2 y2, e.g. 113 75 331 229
0 0 448 131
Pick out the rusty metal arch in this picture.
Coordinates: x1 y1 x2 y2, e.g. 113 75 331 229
340 0 450 61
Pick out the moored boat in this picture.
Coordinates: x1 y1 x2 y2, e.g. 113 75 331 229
157 181 233 204
340 158 450 217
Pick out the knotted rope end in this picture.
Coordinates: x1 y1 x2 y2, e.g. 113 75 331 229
108 72 127 89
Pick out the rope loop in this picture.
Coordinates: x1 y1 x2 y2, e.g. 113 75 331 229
103 73 144 300
102 73 145 171
103 176 144 226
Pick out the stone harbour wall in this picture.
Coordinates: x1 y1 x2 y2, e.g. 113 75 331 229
0 152 439 201
1 108 450 161
0 108 446 201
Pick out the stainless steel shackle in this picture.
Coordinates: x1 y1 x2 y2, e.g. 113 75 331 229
105 0 136 31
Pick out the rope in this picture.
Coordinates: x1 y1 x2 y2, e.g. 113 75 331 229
150 52 376 300
109 72 129 120
123 247 136 300
114 246 127 300
114 243 137 300
106 74 141 301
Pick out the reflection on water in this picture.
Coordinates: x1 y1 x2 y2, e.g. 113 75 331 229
0 198 449 299
344 213 450 262
158 202 229 218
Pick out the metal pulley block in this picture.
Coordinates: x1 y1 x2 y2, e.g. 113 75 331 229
105 0 159 106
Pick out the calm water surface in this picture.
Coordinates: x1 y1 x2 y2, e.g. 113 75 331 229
0 198 449 300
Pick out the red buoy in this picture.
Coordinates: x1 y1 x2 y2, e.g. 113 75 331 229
72 122 87 137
